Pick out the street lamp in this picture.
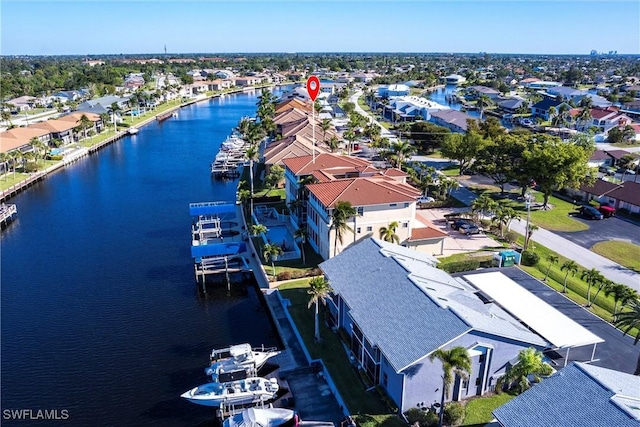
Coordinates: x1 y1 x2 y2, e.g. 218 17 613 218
523 191 533 251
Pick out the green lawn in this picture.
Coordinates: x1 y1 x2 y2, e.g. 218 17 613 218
278 280 403 426
462 393 515 426
0 172 31 191
591 240 640 273
441 165 460 176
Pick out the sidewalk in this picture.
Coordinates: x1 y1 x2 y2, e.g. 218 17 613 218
510 220 639 291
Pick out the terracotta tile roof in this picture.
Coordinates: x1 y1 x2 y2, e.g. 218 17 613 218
307 177 420 208
589 150 610 161
382 168 408 177
409 226 448 241
283 153 371 176
31 119 77 133
274 108 308 125
57 112 101 123
3 127 50 140
605 149 636 160
0 133 30 153
263 134 328 165
275 98 312 114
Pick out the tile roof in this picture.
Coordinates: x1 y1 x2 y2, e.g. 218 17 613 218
409 226 448 240
58 112 101 123
589 150 610 161
31 119 77 133
319 238 470 372
263 135 328 165
275 98 312 114
3 127 50 140
493 362 640 427
307 176 420 208
530 97 563 111
283 153 371 176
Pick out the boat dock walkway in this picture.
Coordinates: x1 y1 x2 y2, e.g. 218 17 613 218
0 203 17 227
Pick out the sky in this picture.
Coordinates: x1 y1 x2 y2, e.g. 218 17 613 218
1 0 639 56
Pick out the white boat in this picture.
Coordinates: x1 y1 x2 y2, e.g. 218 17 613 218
223 407 298 427
206 344 280 378
127 128 139 135
181 376 279 407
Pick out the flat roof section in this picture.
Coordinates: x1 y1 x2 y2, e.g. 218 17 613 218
463 271 604 349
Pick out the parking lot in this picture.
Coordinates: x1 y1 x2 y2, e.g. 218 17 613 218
416 208 502 256
556 214 640 249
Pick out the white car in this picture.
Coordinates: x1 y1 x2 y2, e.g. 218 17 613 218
417 196 435 204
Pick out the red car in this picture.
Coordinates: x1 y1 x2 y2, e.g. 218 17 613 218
598 205 616 218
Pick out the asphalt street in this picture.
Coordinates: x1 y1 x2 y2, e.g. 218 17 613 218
475 267 639 375
556 214 640 248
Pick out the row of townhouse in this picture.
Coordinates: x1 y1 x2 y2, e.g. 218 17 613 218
0 112 104 156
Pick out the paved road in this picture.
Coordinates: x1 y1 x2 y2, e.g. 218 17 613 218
493 267 639 375
510 219 640 291
348 90 394 138
556 215 640 248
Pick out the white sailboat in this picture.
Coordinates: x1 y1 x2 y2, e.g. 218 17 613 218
223 407 298 427
181 376 279 408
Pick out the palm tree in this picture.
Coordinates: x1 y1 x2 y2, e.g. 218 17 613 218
307 276 333 342
428 347 472 427
0 152 8 179
327 136 340 153
614 297 640 375
477 94 491 119
108 102 121 132
320 118 332 143
606 284 638 322
294 227 308 265
262 243 283 278
245 145 259 213
581 268 604 307
548 106 557 125
471 194 497 222
560 260 578 293
343 129 356 155
379 221 400 244
492 206 520 238
590 278 613 308
78 114 92 140
496 347 553 394
331 201 357 257
99 113 110 133
391 140 416 170
543 254 559 282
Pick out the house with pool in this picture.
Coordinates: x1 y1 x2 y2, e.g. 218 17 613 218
319 238 603 413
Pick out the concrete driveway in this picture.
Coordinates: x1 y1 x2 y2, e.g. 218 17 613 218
556 215 640 248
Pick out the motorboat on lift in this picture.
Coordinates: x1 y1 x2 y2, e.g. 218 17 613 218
223 407 299 427
181 374 279 407
205 343 280 379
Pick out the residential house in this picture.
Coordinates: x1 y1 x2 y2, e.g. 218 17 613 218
405 219 448 256
466 86 501 100
76 95 130 115
622 100 640 118
603 149 637 167
445 74 466 85
377 84 410 98
319 242 568 413
497 98 527 114
234 77 261 87
275 98 313 115
51 90 83 104
525 80 561 90
430 109 478 133
57 112 103 135
530 97 568 120
31 118 79 144
124 74 145 90
0 127 51 154
388 96 449 121
263 134 329 171
587 150 613 168
546 86 587 103
281 86 312 101
214 70 236 80
493 362 640 427
576 179 640 214
271 73 287 84
571 107 633 133
6 96 36 112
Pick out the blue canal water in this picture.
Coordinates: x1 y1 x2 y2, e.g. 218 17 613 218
1 89 285 426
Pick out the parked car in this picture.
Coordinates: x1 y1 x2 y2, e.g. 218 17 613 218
597 205 616 218
578 205 604 220
417 196 435 204
450 219 471 230
459 223 480 235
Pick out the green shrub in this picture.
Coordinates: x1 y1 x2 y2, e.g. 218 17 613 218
504 230 518 244
521 250 540 266
48 155 63 161
439 259 480 273
444 402 465 426
277 271 292 281
404 408 438 427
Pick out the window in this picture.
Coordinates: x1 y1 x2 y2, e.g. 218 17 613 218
402 222 408 228
475 377 482 386
404 203 409 208
366 226 373 232
389 203 397 207
479 354 485 363
357 207 364 215
383 373 388 387
356 227 361 234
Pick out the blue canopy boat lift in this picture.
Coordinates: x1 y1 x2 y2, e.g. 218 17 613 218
190 202 251 291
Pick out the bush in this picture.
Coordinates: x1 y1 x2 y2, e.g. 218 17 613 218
504 230 518 245
404 408 438 427
439 259 480 273
521 250 540 266
277 271 292 281
444 402 465 426
48 155 63 161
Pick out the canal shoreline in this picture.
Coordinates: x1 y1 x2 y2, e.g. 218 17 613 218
0 84 286 204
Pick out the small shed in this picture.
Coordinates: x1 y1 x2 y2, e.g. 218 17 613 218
494 250 520 267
